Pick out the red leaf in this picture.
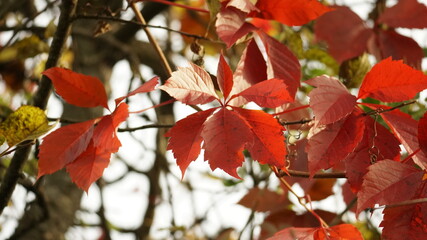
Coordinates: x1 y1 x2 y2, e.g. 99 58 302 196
369 30 424 69
380 109 427 169
235 78 294 108
165 108 216 177
307 110 365 176
92 103 129 153
42 67 109 109
344 114 401 192
358 57 427 102
378 0 427 29
238 187 288 212
114 76 158 106
357 160 424 215
381 182 427 240
419 112 427 156
305 76 357 125
201 108 253 178
258 31 301 98
38 119 95 178
66 142 111 192
255 0 332 26
314 6 373 62
268 224 363 240
233 108 286 169
230 39 267 106
215 5 257 48
159 63 219 105
217 54 233 100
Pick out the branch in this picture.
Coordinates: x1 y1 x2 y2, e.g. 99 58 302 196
118 124 173 132
362 100 417 116
0 0 77 215
72 14 210 40
282 169 347 179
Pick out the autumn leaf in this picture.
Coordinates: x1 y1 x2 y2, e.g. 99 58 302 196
42 67 109 109
38 119 95 178
305 75 356 125
358 57 427 102
254 0 332 26
159 63 219 105
419 112 427 156
378 0 427 29
238 187 288 212
306 109 365 176
114 76 159 106
65 141 111 192
268 224 363 240
357 160 425 215
165 108 216 177
217 55 234 100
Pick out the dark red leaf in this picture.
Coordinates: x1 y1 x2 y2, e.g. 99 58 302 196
378 0 427 29
42 67 109 109
201 108 253 178
114 76 158 106
233 107 286 170
38 119 95 178
314 6 373 62
357 160 424 215
66 142 111 192
159 63 219 105
306 110 365 176
235 78 294 108
268 224 363 240
230 39 267 106
344 114 401 192
255 0 332 26
238 187 288 212
165 108 216 177
258 31 301 98
217 54 234 100
368 30 424 69
419 112 427 156
358 57 427 102
305 76 357 125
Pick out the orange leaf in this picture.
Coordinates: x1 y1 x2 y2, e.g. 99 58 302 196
358 57 427 102
217 54 234 100
38 119 95 178
42 67 109 109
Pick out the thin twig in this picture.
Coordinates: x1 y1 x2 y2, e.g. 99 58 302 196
284 169 347 179
118 124 174 132
362 100 417 116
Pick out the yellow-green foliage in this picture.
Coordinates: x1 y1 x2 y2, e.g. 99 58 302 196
0 105 51 146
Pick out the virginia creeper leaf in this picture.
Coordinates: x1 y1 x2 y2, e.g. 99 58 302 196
38 119 95 178
268 224 363 240
233 107 286 169
381 182 427 240
314 6 373 63
201 108 253 178
165 108 216 177
254 0 332 26
230 39 267 106
344 115 401 192
238 187 288 212
215 5 257 48
65 141 111 192
114 76 159 106
159 63 219 105
380 108 427 169
358 57 427 102
217 54 234 100
235 78 293 108
305 76 357 125
357 160 424 215
378 0 427 29
419 112 427 156
307 110 365 176
42 67 109 109
370 30 424 69
258 31 301 98
92 103 129 153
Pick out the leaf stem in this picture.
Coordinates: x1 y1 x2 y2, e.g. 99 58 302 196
271 166 330 228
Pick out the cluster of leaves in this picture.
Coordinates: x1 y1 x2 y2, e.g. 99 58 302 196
3 0 424 239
